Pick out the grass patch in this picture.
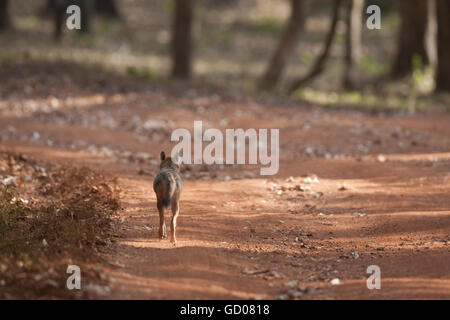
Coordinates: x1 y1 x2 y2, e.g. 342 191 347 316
127 66 161 81
293 87 428 112
72 33 96 47
237 17 283 35
357 57 390 77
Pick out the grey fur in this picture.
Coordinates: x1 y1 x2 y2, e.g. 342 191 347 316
153 154 182 243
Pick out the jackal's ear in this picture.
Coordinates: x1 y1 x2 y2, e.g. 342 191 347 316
172 151 180 165
160 151 166 161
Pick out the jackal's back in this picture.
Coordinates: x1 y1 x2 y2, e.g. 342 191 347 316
153 168 182 208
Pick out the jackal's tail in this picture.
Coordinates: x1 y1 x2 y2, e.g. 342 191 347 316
161 177 176 208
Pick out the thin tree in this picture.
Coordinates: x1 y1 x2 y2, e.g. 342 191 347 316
391 0 429 78
288 0 344 93
259 0 306 91
0 0 10 31
343 0 363 89
171 0 193 79
77 0 92 34
425 0 438 69
50 0 92 41
49 0 65 41
436 0 450 91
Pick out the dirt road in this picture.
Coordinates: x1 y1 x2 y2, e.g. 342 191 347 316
1 79 450 299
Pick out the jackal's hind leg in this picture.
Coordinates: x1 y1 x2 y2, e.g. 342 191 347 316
157 201 167 239
170 200 179 244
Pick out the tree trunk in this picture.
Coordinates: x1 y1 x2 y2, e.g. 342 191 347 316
53 6 65 40
436 0 450 91
95 0 120 18
288 0 343 93
77 0 92 34
391 0 429 78
50 0 92 40
171 0 193 79
0 0 10 31
425 0 437 69
343 0 363 89
259 0 306 91
48 0 65 41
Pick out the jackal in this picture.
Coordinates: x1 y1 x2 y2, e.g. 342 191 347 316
153 151 182 244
